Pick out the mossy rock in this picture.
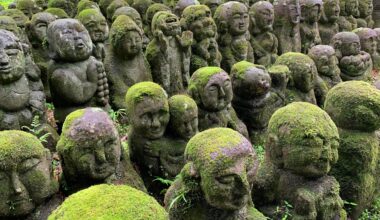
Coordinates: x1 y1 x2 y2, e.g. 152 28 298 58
48 184 168 220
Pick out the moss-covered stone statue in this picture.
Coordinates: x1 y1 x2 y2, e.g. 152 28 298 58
353 27 380 70
198 0 222 15
76 0 100 15
180 5 221 74
44 7 69 18
299 0 322 53
25 12 55 101
47 0 75 17
188 66 249 137
308 45 342 89
249 1 278 67
57 108 146 194
16 0 42 19
106 0 128 22
146 11 192 95
214 1 254 73
231 61 284 145
255 102 347 219
105 15 152 110
77 9 109 61
144 3 171 39
331 31 372 82
273 0 301 54
324 81 380 219
319 0 340 45
126 82 170 190
357 0 374 28
0 130 60 220
48 184 168 220
267 64 290 103
46 19 109 125
274 52 323 105
164 128 266 220
132 0 153 23
338 0 359 31
0 9 30 43
0 15 30 47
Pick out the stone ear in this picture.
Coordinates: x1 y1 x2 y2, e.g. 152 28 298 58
188 162 199 178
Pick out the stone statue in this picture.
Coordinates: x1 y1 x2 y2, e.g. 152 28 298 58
331 31 372 81
144 3 171 39
57 108 146 194
25 12 56 100
36 0 47 10
46 19 109 126
319 0 340 45
188 66 249 137
44 7 69 18
165 128 266 220
299 0 322 53
0 15 30 45
145 11 192 95
126 82 170 191
353 28 380 70
252 102 346 220
48 184 168 220
76 0 100 15
214 1 254 73
174 0 199 16
357 0 374 28
375 28 380 69
47 0 75 17
308 45 342 89
16 0 42 19
0 130 60 220
105 15 152 110
274 52 322 105
0 9 30 42
132 0 153 24
231 61 284 145
198 0 222 15
77 9 109 61
324 81 380 219
180 5 221 74
338 0 359 31
267 64 290 103
273 0 302 54
249 1 278 67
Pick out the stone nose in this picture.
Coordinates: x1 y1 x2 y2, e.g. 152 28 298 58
0 52 9 66
11 171 24 195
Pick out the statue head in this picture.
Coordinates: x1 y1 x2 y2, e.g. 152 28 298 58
299 0 322 23
324 81 380 131
332 31 361 57
152 11 181 37
26 12 55 43
110 15 143 57
268 64 290 92
112 6 142 29
308 45 340 77
131 0 153 18
76 0 100 15
340 0 359 17
231 61 271 99
106 0 129 22
168 94 198 140
275 52 317 93
44 7 69 18
181 128 258 210
321 0 340 23
214 1 249 36
145 3 171 29
0 130 58 218
174 0 200 16
0 30 26 84
47 0 74 17
250 1 274 32
77 9 109 43
358 0 373 18
0 16 22 38
180 5 216 41
125 81 169 139
16 0 41 19
273 0 301 25
0 9 29 28
189 66 233 111
353 28 377 55
46 18 92 61
199 0 222 15
57 108 121 182
267 102 339 178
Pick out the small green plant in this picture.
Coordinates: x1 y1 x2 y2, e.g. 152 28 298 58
343 200 357 215
274 200 293 220
153 176 174 186
21 116 51 143
169 190 188 210
359 197 380 220
45 102 55 110
253 145 265 163
108 109 129 136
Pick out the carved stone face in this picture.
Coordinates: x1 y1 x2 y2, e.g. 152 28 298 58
228 3 249 35
323 0 340 22
182 5 216 41
16 0 41 19
355 28 377 55
78 9 109 43
343 37 361 56
131 97 170 139
288 0 301 24
121 30 142 56
47 19 92 61
199 71 233 111
308 45 339 77
301 0 322 23
359 0 373 18
345 0 359 17
157 12 181 37
267 102 339 178
0 30 25 84
0 131 58 218
294 63 315 92
251 1 274 31
0 9 29 28
333 32 361 56
28 12 55 43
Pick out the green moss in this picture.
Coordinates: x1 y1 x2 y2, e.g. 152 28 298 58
16 0 36 10
0 130 44 169
181 5 210 27
188 66 224 92
230 60 260 79
110 15 142 48
77 8 104 24
0 9 29 23
275 52 314 68
77 0 99 14
268 65 290 76
151 11 174 34
48 184 168 220
168 94 197 117
44 8 69 18
106 0 129 19
145 3 170 24
56 109 85 153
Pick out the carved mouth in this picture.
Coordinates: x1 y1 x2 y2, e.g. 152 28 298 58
0 66 11 73
76 42 86 49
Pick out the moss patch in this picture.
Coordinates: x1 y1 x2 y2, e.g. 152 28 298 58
168 94 197 118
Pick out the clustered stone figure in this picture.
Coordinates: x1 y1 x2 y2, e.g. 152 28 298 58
0 0 380 219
